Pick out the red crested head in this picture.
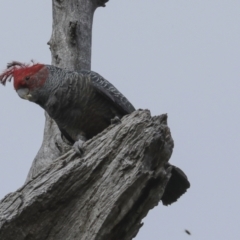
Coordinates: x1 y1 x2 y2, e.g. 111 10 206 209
0 61 47 90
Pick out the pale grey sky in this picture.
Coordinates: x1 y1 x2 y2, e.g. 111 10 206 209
0 1 240 239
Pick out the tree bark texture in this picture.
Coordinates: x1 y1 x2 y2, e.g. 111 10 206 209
26 0 98 182
0 110 177 240
25 0 119 182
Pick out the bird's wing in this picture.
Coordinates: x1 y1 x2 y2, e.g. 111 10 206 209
81 70 135 115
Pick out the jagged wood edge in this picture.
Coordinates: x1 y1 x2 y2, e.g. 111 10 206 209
0 110 173 240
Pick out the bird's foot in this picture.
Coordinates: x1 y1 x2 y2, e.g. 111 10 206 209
73 139 85 156
111 116 121 125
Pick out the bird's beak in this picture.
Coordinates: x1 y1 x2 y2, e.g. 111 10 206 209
16 88 32 100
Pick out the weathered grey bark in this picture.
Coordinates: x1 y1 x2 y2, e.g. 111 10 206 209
26 0 99 182
0 110 175 240
1 0 190 239
25 0 118 182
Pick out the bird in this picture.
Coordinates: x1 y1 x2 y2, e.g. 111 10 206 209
0 61 135 153
0 61 190 205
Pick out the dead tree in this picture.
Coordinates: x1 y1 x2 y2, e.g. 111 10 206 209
0 1 190 239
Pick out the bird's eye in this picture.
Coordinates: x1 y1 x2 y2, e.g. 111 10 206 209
25 76 30 81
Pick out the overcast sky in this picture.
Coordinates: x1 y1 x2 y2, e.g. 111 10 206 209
0 1 240 239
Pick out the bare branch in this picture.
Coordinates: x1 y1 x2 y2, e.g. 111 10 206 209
0 110 189 240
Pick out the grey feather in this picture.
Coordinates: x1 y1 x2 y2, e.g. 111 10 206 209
79 70 135 115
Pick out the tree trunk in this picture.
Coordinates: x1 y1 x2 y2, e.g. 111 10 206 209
0 1 190 239
0 110 177 240
25 0 98 182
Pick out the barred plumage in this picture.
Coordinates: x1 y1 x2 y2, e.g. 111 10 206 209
0 61 135 147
